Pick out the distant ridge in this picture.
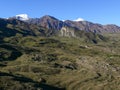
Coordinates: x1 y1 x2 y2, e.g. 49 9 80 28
6 14 120 33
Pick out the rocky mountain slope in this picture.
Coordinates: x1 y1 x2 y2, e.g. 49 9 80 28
0 18 56 38
0 14 117 41
0 17 106 44
26 15 120 33
27 15 66 30
9 14 120 33
65 20 120 33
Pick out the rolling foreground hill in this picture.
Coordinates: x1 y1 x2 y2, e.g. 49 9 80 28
0 15 120 90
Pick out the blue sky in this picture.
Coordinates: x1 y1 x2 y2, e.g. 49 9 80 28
0 0 120 25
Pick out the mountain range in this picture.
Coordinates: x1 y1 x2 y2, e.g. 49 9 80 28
0 14 120 41
10 14 120 33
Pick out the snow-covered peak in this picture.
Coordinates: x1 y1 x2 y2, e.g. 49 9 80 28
15 14 29 21
73 18 85 22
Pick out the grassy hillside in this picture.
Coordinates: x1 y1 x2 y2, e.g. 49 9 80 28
0 34 120 90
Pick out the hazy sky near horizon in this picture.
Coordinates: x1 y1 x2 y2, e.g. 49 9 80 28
0 0 120 25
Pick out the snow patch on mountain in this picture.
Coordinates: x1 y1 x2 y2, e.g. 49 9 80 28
74 18 85 22
15 14 29 21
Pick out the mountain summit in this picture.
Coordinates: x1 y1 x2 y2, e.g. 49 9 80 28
27 15 65 30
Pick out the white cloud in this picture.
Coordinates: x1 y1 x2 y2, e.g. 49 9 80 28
74 18 85 22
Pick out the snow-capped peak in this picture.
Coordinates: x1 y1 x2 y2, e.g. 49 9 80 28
74 18 85 22
15 14 29 21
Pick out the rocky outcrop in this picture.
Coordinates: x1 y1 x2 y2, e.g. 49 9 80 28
59 26 107 43
60 27 76 37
